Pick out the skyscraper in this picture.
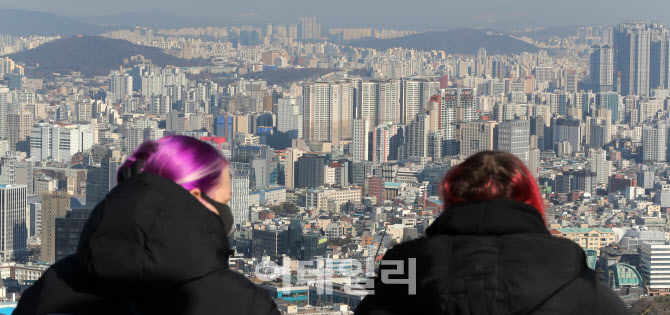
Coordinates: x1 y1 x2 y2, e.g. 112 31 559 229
460 120 497 157
596 92 621 123
614 21 669 96
0 86 8 140
74 100 93 122
352 119 371 161
638 165 655 189
298 17 320 40
358 81 377 125
373 122 403 163
405 114 430 159
534 66 552 83
125 127 145 154
231 171 250 225
41 191 70 262
284 148 304 190
109 71 133 101
405 107 440 159
0 154 18 188
0 184 27 261
303 82 354 143
7 111 32 153
590 148 611 185
553 118 581 154
496 120 530 164
650 22 670 91
296 154 326 189
528 148 541 178
85 156 122 206
590 45 614 92
277 97 303 139
357 80 402 127
376 80 402 125
401 79 422 124
435 89 463 155
642 122 668 163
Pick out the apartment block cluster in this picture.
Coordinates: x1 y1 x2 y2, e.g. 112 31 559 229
3 20 670 310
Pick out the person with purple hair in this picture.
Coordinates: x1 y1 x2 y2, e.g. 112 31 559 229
14 135 280 315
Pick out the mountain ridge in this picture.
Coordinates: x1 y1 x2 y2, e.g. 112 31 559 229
9 36 210 78
344 29 540 55
0 9 111 36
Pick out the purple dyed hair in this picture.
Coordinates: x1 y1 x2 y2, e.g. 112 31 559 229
118 135 229 194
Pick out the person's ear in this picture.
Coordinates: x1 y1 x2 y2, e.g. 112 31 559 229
189 188 202 199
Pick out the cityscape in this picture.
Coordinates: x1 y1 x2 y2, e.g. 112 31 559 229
0 5 670 314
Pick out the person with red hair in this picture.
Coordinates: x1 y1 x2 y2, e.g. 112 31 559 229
355 151 628 315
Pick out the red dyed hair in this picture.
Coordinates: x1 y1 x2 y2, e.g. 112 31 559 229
440 151 545 218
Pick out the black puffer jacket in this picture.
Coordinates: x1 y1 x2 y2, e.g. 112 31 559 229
14 172 279 315
355 200 630 315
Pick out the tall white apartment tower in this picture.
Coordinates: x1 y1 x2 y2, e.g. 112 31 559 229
590 148 611 185
352 119 371 161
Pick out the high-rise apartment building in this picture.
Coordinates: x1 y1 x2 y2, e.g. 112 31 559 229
614 21 670 97
435 89 473 155
298 17 321 40
352 119 371 161
534 66 552 83
596 92 621 123
404 108 440 159
277 97 303 139
590 148 612 185
74 100 93 122
231 171 250 225
590 45 614 92
303 82 354 143
373 122 403 163
0 86 8 140
357 80 402 127
109 71 133 100
642 122 669 163
7 111 32 153
553 118 581 154
284 148 304 190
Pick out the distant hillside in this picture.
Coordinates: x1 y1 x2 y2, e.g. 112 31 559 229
79 11 251 29
9 36 210 77
0 9 111 36
508 26 582 42
345 29 540 55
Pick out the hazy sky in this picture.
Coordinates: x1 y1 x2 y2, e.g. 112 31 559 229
6 0 670 30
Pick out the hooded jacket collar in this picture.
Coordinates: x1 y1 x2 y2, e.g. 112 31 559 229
76 172 231 298
421 199 590 314
425 199 548 237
